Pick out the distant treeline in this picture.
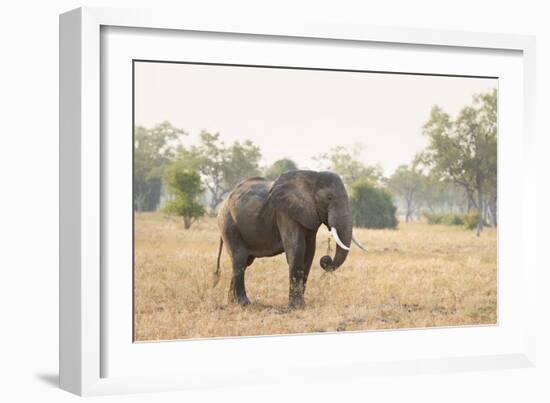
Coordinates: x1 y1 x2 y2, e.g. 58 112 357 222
134 89 496 235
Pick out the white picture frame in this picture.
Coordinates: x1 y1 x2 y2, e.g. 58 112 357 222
59 6 537 396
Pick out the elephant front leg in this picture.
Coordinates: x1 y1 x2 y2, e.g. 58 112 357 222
289 232 316 309
289 265 306 309
302 231 317 292
278 215 307 309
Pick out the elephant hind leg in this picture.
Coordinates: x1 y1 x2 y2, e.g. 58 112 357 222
221 223 252 306
228 251 251 305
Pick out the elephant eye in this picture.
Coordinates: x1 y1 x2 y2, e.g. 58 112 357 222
327 193 333 200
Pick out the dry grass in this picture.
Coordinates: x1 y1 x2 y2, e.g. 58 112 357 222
134 212 497 341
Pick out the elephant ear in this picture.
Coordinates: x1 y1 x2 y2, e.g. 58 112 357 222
268 172 320 231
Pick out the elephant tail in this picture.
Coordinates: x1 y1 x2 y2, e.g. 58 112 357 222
213 237 223 287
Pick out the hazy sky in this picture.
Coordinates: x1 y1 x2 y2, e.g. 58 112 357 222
135 62 496 176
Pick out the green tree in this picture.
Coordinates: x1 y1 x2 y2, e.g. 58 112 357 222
134 121 186 211
264 158 298 180
177 131 262 212
314 144 383 187
224 139 263 188
387 165 425 222
350 179 398 229
161 162 205 229
419 89 497 236
417 176 465 214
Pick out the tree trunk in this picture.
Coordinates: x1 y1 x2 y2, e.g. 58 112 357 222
489 194 497 227
467 189 477 213
209 192 225 215
209 198 218 215
135 194 145 212
476 187 483 238
183 216 193 229
406 195 413 223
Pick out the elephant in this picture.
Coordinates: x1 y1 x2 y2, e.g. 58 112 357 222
215 170 368 309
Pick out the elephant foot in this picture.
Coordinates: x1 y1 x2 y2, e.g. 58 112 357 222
229 293 251 306
238 295 251 306
288 297 305 310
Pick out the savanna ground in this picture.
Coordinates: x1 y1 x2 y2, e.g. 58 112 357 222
134 212 496 341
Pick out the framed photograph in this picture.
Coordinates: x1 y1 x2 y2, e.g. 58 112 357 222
60 7 537 396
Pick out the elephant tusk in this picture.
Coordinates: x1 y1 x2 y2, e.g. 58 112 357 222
330 227 350 251
352 233 368 252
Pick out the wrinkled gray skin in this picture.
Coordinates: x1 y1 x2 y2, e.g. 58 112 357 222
216 170 352 309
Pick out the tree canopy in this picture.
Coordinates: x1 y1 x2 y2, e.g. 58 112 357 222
264 158 298 180
419 88 497 235
387 165 424 222
177 131 262 212
350 179 398 229
161 161 205 229
134 121 186 211
315 145 383 187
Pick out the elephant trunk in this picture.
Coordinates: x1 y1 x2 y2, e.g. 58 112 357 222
320 206 352 272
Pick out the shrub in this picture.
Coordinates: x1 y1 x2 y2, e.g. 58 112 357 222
424 212 444 224
424 211 483 230
423 212 462 225
442 214 464 226
424 212 464 226
463 211 482 230
350 179 398 229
